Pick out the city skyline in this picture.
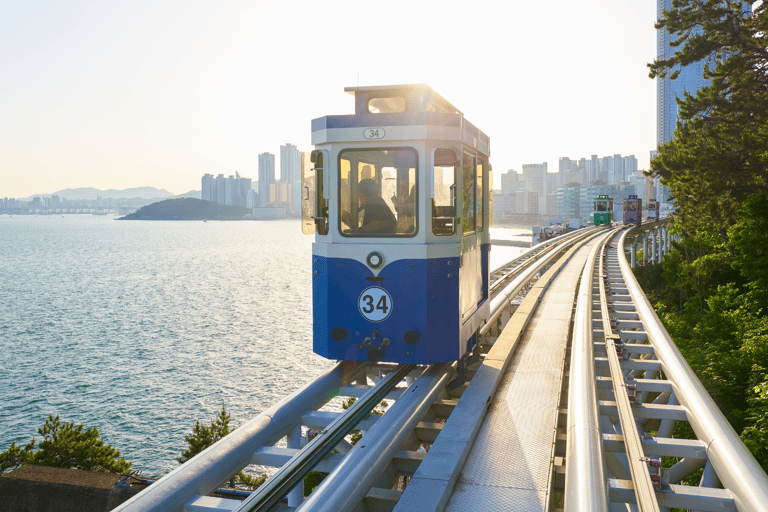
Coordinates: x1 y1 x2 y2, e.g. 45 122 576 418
3 0 660 199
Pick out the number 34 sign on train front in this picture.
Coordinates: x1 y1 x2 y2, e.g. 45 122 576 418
358 287 392 322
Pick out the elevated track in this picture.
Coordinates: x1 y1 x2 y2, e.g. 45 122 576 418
113 223 768 512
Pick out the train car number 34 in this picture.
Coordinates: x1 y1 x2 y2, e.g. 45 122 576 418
358 287 393 322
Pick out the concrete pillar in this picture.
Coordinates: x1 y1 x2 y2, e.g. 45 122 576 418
287 425 304 506
631 238 636 267
651 229 657 263
643 234 648 265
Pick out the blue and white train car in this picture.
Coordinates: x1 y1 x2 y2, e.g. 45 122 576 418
302 84 491 365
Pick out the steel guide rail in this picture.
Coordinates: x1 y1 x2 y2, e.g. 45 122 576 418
115 227 602 512
565 225 768 512
483 226 606 337
489 226 600 294
233 364 416 512
614 228 768 512
597 234 660 512
395 227 610 512
564 228 615 512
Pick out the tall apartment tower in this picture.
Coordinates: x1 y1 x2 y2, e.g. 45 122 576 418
202 174 215 202
258 152 276 206
522 162 547 214
657 0 751 145
280 143 302 215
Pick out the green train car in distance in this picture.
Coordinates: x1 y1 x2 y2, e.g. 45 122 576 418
593 195 613 225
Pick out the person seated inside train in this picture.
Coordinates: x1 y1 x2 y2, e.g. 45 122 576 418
341 178 397 234
391 184 416 233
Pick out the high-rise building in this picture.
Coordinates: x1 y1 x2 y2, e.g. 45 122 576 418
522 163 547 214
500 170 525 196
258 153 276 206
657 0 751 145
216 174 226 205
281 143 302 215
622 155 638 182
202 174 216 202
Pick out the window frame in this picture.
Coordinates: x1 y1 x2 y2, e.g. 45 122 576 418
337 147 419 238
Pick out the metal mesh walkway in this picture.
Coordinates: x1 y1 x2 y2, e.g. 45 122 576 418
443 242 594 511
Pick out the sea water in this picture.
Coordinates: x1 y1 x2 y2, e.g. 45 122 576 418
0 215 528 476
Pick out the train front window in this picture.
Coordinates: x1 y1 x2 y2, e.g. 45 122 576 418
368 97 407 114
433 148 456 236
338 148 417 237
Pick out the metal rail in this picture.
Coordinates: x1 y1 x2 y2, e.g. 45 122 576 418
295 363 456 511
114 225 607 512
112 361 368 512
565 225 768 512
483 226 604 336
234 364 416 512
489 226 600 293
564 229 613 512
395 227 609 512
598 234 660 512
615 228 768 512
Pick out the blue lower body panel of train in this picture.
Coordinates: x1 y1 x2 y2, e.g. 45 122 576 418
313 255 466 364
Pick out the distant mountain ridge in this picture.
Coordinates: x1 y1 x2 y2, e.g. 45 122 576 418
21 187 198 201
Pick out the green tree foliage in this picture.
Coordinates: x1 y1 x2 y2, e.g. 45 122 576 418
649 1 768 239
635 200 768 470
178 406 232 464
0 415 131 475
640 2 768 469
178 406 266 489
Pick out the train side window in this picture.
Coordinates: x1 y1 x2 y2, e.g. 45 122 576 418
432 148 456 236
338 148 417 237
462 152 476 234
476 158 485 231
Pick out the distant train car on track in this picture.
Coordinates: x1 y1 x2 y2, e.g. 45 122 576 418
302 84 491 365
593 195 613 225
623 194 642 226
647 199 659 221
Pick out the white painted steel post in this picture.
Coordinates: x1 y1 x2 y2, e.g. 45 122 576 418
643 233 648 264
287 425 304 507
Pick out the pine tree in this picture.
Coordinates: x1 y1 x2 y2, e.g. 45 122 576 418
0 415 131 475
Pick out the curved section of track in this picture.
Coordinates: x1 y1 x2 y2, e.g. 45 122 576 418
113 226 604 512
564 227 768 512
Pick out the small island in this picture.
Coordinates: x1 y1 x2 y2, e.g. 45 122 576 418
119 198 251 220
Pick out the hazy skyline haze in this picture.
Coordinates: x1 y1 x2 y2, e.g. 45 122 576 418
2 0 658 198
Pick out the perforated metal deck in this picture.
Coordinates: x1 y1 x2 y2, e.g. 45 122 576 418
443 243 594 511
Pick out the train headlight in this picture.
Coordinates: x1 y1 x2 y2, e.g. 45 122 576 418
366 251 384 269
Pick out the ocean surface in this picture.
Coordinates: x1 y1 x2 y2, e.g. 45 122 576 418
0 215 528 476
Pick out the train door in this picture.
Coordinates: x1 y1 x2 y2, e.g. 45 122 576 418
459 150 484 322
302 149 329 235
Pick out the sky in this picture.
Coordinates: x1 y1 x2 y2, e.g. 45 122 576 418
2 0 660 199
